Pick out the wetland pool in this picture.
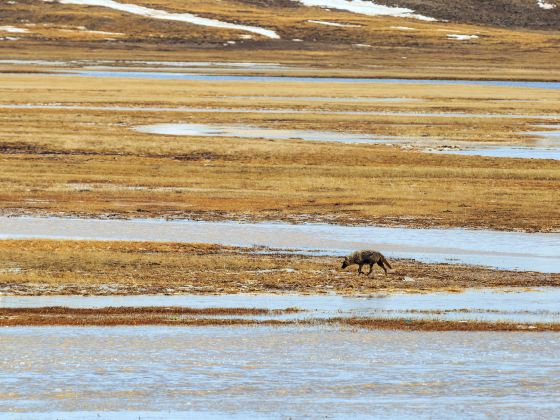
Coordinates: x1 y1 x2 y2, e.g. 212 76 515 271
134 122 560 159
1 326 559 418
2 288 560 323
53 71 560 89
0 217 558 272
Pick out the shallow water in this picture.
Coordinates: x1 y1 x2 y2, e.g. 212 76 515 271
53 71 560 89
135 122 401 144
0 217 558 272
1 326 559 418
134 122 560 159
430 125 560 159
2 288 560 323
431 146 560 160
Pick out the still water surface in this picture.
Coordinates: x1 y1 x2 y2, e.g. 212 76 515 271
55 71 560 89
0 217 558 272
1 326 559 418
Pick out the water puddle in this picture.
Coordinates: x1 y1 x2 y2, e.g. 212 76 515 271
430 124 560 160
0 217 558 272
50 71 560 89
133 122 560 159
134 123 401 144
528 124 560 146
2 288 560 323
430 146 560 160
1 326 559 417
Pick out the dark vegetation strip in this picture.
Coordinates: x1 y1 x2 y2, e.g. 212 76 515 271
1 309 559 331
332 318 560 332
0 306 302 316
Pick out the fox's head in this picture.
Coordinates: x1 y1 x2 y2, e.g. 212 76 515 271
341 258 349 269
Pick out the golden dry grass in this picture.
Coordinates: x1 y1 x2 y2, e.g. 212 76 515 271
0 240 557 295
0 75 559 231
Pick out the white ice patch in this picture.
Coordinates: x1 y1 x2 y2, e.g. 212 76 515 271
537 0 556 9
0 37 20 41
390 26 416 30
0 26 29 33
306 20 361 27
447 34 479 40
293 0 436 21
42 0 279 38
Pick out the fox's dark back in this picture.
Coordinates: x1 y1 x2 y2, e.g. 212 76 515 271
348 250 383 264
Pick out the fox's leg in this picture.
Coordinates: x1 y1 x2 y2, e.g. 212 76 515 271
358 264 364 274
367 263 374 275
377 261 388 275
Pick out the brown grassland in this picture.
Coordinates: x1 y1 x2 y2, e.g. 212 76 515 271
0 74 559 232
0 240 557 295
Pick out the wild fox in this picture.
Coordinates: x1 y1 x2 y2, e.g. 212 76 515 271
341 250 392 276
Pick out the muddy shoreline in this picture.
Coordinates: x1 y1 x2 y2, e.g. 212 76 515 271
3 208 559 233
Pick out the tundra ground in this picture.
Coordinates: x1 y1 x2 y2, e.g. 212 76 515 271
0 240 557 296
0 74 559 232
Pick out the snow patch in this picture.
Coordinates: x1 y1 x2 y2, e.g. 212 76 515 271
447 34 479 41
0 26 29 33
292 0 436 21
537 0 556 9
42 0 279 38
391 26 416 30
307 20 361 27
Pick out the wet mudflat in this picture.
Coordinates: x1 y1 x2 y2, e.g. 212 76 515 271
135 122 401 144
430 145 560 160
134 122 560 160
2 106 559 158
0 217 558 272
1 326 559 417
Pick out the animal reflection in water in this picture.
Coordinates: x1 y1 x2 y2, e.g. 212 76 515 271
341 250 392 276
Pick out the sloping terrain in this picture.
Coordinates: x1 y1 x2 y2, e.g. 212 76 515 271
0 1 557 80
373 0 560 30
0 0 558 78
